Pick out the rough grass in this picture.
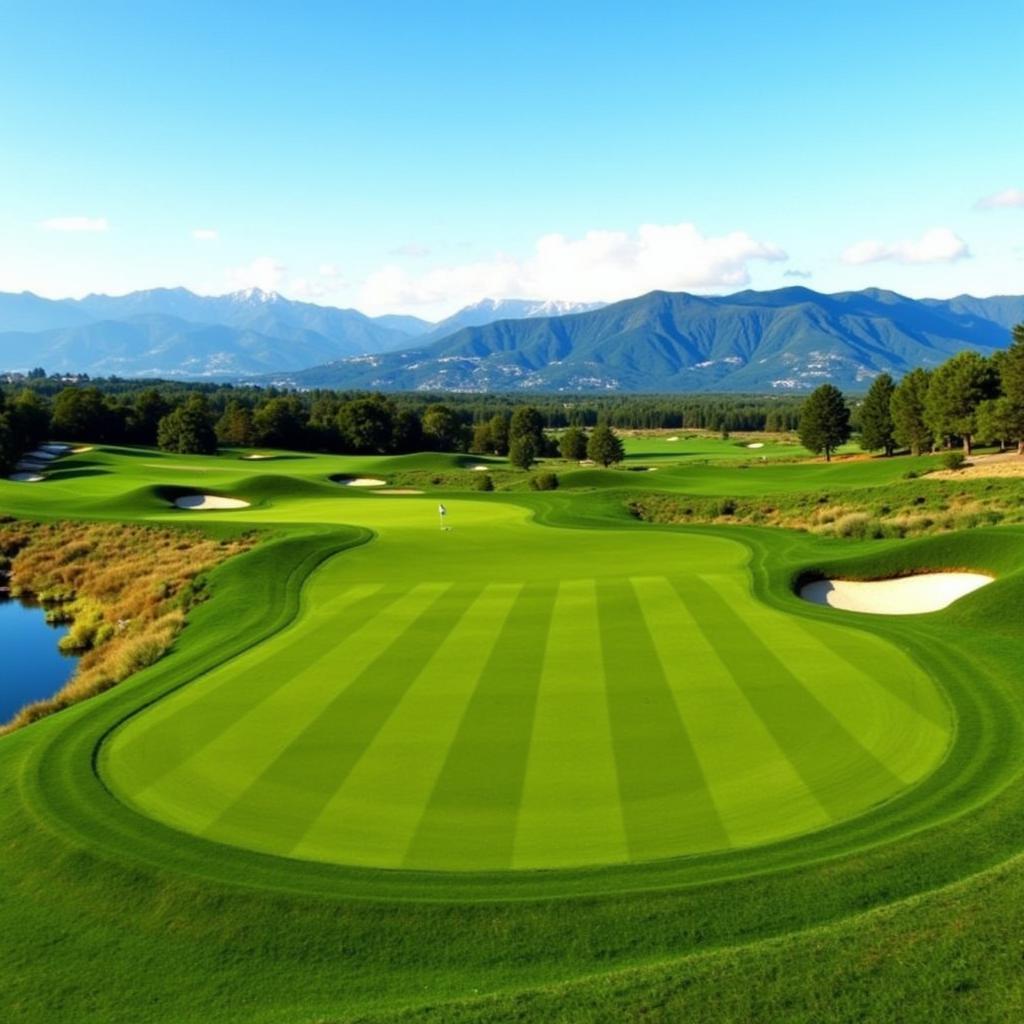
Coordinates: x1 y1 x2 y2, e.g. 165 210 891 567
0 519 254 731
629 475 1024 538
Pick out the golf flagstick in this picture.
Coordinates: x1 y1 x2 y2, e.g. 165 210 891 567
438 503 447 530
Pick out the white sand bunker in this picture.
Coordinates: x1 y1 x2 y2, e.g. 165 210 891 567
378 488 423 495
337 477 386 487
71 446 94 454
174 494 250 510
25 449 58 461
471 464 490 471
9 472 45 482
241 453 276 460
801 572 992 615
666 436 679 441
747 442 765 449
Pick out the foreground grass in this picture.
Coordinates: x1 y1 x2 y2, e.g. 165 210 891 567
1 445 1024 1021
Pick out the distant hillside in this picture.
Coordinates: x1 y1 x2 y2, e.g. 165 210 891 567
278 287 1023 393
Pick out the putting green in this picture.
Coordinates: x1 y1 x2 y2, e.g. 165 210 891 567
103 495 950 872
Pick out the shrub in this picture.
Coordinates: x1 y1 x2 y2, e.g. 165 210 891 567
943 451 967 471
529 472 559 491
475 473 494 491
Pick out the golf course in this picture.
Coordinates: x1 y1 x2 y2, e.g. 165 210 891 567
3 440 1024 1019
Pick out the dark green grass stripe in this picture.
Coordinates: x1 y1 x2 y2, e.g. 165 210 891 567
402 583 557 871
788 618 950 729
677 577 904 821
597 579 730 860
207 584 483 853
115 583 408 795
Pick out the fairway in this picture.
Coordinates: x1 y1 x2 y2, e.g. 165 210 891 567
103 493 950 871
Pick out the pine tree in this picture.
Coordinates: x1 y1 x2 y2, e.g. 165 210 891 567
508 434 537 470
858 373 896 455
891 368 932 456
587 425 625 466
559 426 588 461
999 323 1024 453
798 384 850 462
924 351 998 455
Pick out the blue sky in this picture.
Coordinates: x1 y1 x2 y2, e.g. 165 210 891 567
1 0 1022 317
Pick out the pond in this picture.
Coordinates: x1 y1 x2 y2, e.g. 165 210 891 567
0 593 77 722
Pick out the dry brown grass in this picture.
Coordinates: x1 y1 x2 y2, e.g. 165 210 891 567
0 520 254 732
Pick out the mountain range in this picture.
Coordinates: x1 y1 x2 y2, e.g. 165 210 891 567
0 285 1021 392
279 287 1024 393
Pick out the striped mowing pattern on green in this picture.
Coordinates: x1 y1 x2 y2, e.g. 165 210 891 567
107 560 951 871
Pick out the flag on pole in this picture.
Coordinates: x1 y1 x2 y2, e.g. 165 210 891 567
438 503 447 530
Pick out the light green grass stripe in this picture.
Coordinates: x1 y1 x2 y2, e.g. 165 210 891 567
129 582 451 837
206 583 483 854
402 582 557 871
597 579 730 861
109 581 388 792
293 583 523 867
513 579 628 869
631 576 831 848
682 577 906 821
705 574 950 787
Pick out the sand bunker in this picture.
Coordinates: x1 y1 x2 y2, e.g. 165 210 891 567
71 446 94 454
378 488 423 495
800 572 992 615
666 436 679 441
470 464 490 471
25 449 57 461
174 494 250 510
337 477 386 487
40 443 70 454
747 442 765 449
241 453 276 461
9 472 45 482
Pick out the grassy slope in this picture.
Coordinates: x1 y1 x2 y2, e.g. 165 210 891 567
2 445 1024 1021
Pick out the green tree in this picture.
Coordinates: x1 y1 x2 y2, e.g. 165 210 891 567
924 351 999 455
8 389 51 451
253 397 306 449
470 420 494 454
587 424 625 466
974 397 1016 450
391 409 423 453
215 399 255 446
798 384 850 462
336 395 395 454
157 395 217 454
421 404 463 451
559 426 588 461
858 373 896 455
509 406 545 453
488 413 510 455
508 434 537 470
998 323 1024 453
51 386 112 441
891 368 932 456
127 388 170 445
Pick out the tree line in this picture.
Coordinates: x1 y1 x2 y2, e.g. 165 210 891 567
798 323 1024 461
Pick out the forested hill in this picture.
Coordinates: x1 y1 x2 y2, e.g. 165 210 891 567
278 287 1024 394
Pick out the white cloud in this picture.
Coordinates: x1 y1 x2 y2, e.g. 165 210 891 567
841 227 970 265
976 188 1024 210
358 222 787 314
783 269 812 279
192 228 219 241
227 256 287 292
39 216 108 232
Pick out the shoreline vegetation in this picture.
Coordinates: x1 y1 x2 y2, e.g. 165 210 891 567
0 519 254 732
